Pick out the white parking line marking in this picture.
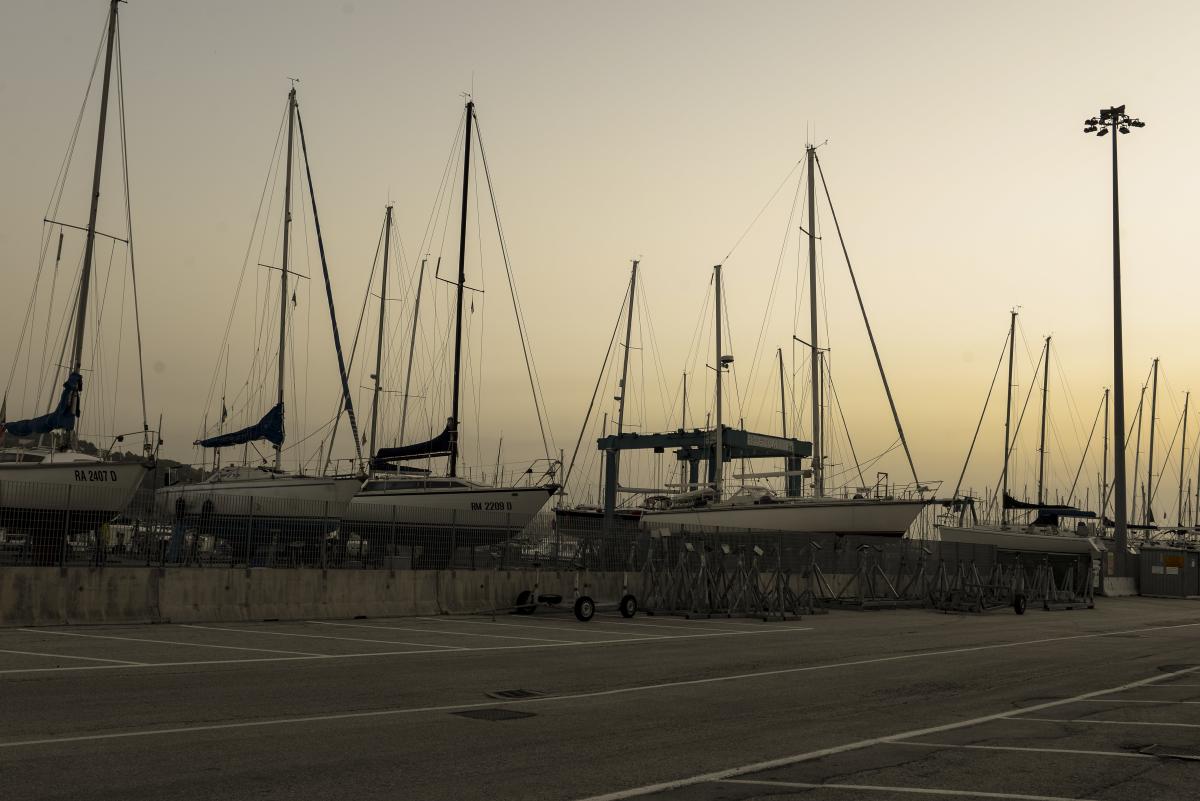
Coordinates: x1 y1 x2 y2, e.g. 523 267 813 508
597 613 782 629
593 615 800 632
571 661 1200 800
889 741 1153 759
721 779 1100 801
182 624 465 650
1014 717 1200 729
0 648 146 666
311 620 583 644
413 616 659 638
17 628 323 657
1088 698 1200 705
0 623 815 675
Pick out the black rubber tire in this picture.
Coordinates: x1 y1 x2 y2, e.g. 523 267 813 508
1013 593 1027 615
514 590 536 615
574 595 595 622
618 593 638 618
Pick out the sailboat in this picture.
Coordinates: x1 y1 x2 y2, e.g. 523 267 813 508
1 0 151 540
554 260 648 535
155 86 363 528
639 145 927 536
346 99 559 541
937 312 1105 556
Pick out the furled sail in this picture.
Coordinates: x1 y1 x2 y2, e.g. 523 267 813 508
3 372 82 436
195 402 284 449
374 419 454 462
1003 491 1096 526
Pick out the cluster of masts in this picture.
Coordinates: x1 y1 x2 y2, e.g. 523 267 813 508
2 4 1182 554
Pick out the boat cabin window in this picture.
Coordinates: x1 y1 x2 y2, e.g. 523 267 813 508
365 478 469 492
0 452 44 463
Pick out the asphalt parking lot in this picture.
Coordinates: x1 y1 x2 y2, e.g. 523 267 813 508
1 598 1197 800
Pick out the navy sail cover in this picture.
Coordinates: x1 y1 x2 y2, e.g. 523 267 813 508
196 402 284 449
3 372 82 436
374 420 454 462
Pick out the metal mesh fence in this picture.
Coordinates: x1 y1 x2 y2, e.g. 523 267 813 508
1 478 997 579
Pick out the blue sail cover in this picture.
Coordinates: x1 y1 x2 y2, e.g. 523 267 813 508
195 402 284 449
4 372 82 436
374 420 454 462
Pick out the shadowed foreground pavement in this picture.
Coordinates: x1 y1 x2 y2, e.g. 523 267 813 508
1 598 1197 800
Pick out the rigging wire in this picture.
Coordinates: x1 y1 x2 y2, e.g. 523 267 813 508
5 10 108 409
815 154 920 487
562 288 627 495
198 98 289 443
1066 391 1106 504
114 19 150 454
474 116 556 465
294 103 364 471
721 160 803 263
951 324 1009 500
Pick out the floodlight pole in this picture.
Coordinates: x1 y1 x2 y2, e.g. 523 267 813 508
1085 105 1143 571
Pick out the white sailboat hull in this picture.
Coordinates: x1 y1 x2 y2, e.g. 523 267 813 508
936 524 1105 556
641 497 927 536
348 485 556 529
155 475 362 520
0 461 147 516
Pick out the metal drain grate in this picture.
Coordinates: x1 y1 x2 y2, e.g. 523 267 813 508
486 688 546 700
453 708 537 722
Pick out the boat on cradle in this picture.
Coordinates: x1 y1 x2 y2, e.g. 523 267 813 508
1 0 152 546
636 145 930 537
155 85 366 550
155 466 361 520
937 312 1105 557
344 99 558 564
937 520 1103 556
644 488 928 536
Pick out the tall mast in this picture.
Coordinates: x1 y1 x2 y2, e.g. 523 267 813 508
1101 388 1109 524
778 347 789 495
615 262 638 437
681 372 687 429
806 144 823 496
713 264 724 500
598 412 607 504
1146 357 1159 524
449 100 474 478
1194 411 1200 528
274 86 297 471
614 261 638 469
368 205 393 462
1000 309 1017 524
680 371 688 491
1036 336 1051 505
68 0 120 420
398 256 430 444
1178 392 1189 526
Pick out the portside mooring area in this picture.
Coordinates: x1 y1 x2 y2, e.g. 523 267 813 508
1 598 1197 801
